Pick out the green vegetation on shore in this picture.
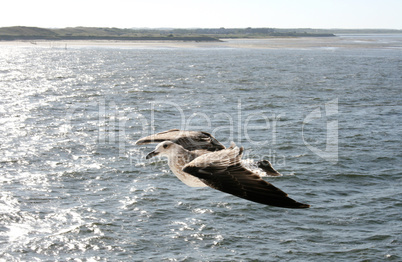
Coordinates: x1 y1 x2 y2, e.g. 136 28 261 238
0 26 220 42
1 26 400 42
0 26 338 41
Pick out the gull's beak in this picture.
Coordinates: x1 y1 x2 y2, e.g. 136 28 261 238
146 151 159 159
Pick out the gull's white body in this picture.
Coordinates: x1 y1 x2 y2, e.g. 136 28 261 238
167 153 208 187
151 142 208 187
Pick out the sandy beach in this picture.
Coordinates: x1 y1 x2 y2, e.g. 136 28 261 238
1 35 402 49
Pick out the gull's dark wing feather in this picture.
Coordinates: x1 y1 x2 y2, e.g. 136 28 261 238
257 160 282 176
182 146 310 208
135 129 225 151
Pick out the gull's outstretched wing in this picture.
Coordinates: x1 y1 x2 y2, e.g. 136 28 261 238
135 129 225 152
182 145 309 208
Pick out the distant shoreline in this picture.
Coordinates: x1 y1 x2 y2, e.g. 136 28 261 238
2 35 401 50
0 34 336 42
2 26 401 44
0 26 338 42
0 35 221 42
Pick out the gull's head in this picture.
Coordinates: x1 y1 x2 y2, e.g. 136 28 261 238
146 141 178 159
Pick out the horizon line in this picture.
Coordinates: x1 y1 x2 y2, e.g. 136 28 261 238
1 25 401 31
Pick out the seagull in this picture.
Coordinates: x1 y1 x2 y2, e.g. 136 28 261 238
136 129 310 208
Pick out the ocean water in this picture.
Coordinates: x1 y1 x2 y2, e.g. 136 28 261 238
0 37 401 261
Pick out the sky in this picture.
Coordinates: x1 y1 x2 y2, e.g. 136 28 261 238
1 0 401 29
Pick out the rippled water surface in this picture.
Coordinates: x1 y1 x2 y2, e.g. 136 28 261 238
1 37 401 261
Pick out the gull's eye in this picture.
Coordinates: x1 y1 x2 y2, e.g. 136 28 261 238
163 144 168 149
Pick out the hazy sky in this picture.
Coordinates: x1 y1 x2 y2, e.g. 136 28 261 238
1 0 401 29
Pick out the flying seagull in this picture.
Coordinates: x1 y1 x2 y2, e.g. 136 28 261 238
136 129 309 208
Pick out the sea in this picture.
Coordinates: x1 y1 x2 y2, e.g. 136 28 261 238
0 35 401 261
